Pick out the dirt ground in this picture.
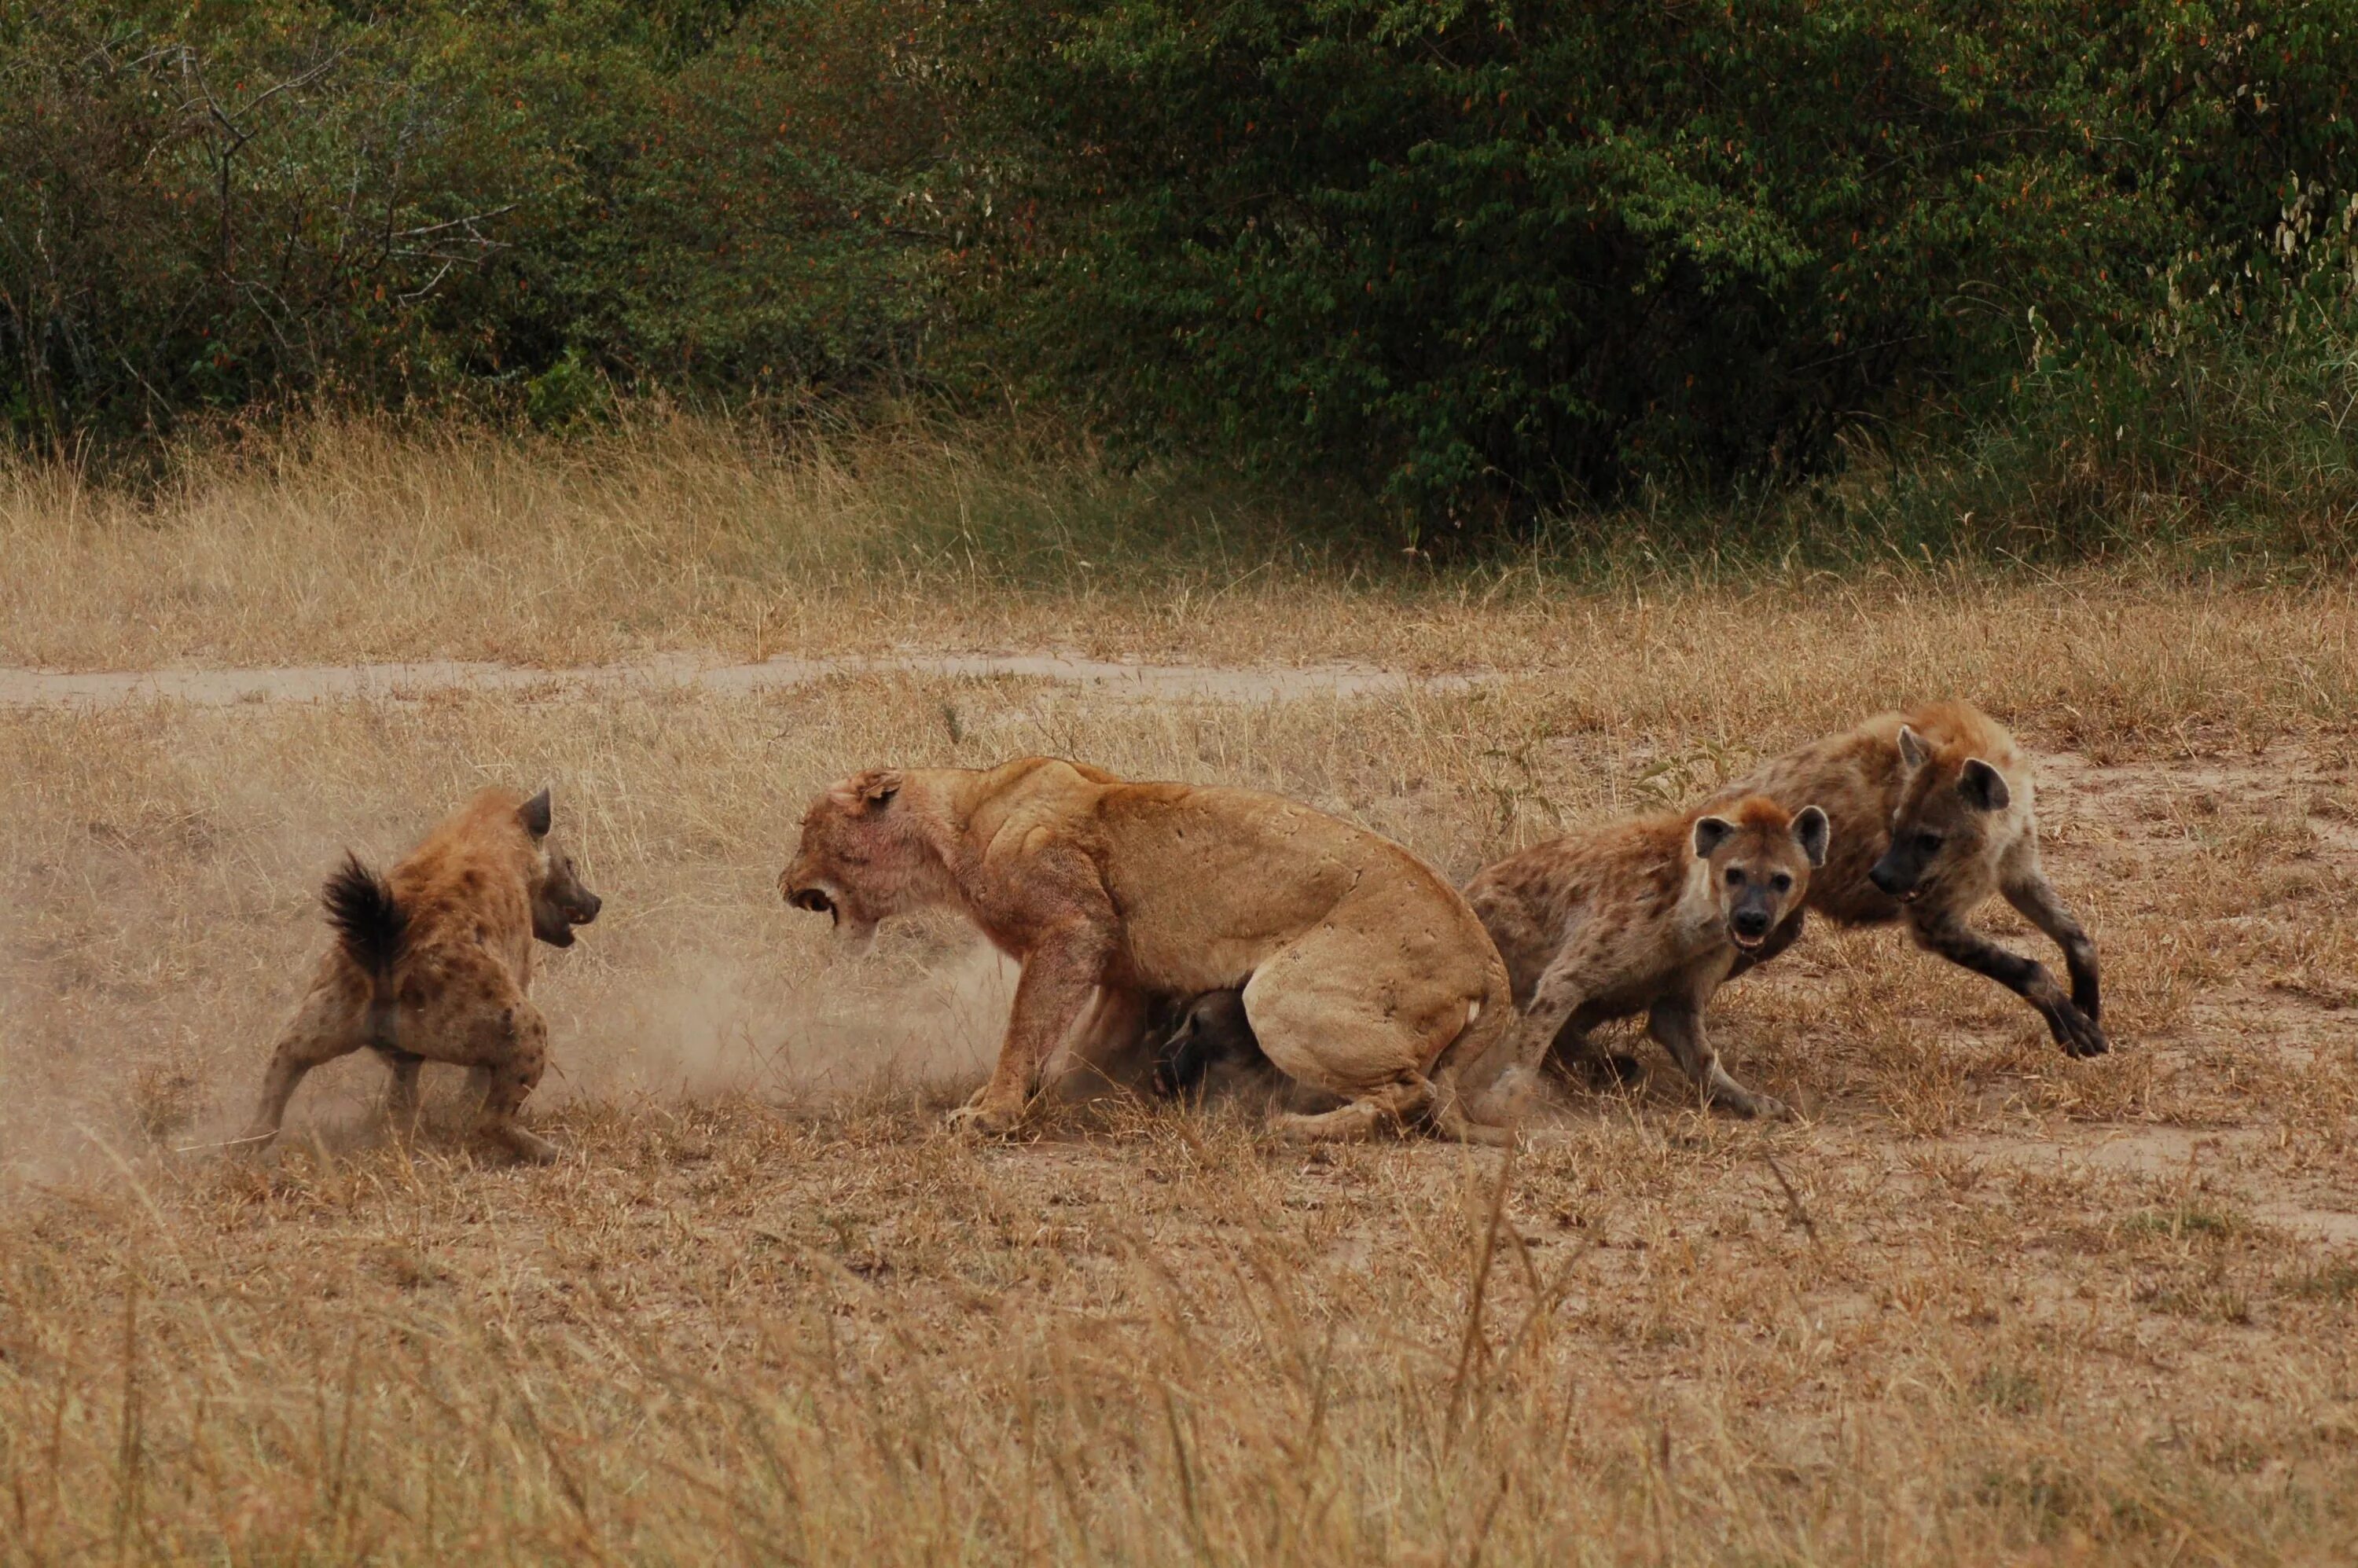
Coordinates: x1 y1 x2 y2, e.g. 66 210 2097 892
3 608 2357 1562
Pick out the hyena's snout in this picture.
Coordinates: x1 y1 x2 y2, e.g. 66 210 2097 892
1730 903 1775 944
1868 851 1919 900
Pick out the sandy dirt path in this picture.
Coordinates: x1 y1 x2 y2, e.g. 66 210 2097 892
0 651 1490 708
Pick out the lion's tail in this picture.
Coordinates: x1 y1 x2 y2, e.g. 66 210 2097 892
322 854 408 992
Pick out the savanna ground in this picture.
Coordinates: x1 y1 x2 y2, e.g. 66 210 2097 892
3 424 2358 1564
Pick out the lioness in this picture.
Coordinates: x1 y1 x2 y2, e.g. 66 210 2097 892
1466 794 1828 1118
780 758 1516 1141
241 786 601 1161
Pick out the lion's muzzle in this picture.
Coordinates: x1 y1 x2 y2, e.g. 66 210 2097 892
787 886 839 924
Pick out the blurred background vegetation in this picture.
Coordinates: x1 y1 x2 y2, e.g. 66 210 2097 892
5 0 2357 564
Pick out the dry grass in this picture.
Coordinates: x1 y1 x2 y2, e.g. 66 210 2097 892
4 428 2358 1562
6 414 2358 687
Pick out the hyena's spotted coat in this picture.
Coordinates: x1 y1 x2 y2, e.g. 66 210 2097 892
1464 795 1828 1119
1713 700 2105 1057
241 786 601 1162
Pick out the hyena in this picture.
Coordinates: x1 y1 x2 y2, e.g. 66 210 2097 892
1146 990 1269 1100
241 787 601 1161
1463 795 1829 1119
1712 700 2104 1056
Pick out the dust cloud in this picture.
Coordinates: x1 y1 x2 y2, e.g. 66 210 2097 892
558 938 1018 1105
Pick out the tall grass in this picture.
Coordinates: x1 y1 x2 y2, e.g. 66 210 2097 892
6 285 2358 675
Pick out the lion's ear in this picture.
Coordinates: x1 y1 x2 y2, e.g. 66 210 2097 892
519 787 553 838
831 769 903 813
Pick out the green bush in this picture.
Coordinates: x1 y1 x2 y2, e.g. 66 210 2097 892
968 0 2358 521
6 0 2357 549
1846 190 2358 565
0 0 944 441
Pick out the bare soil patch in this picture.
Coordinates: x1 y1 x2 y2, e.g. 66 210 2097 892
0 651 1482 710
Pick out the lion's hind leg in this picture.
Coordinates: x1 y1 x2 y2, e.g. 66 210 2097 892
1246 930 1511 1145
1272 1074 1438 1142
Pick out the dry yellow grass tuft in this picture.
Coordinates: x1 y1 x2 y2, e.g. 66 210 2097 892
3 413 2356 696
2 429 2356 1561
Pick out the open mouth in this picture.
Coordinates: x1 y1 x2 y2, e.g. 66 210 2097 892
1731 930 1768 951
788 888 839 926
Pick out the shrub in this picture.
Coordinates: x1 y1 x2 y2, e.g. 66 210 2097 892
968 0 2358 523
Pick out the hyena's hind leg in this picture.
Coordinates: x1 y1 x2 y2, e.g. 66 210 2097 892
241 969 371 1148
476 1003 558 1163
409 961 559 1163
2000 848 2101 1025
380 1050 426 1136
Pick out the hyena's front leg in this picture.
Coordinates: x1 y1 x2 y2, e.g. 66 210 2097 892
1908 908 2107 1058
410 960 560 1162
1478 946 1603 1121
1541 1012 1644 1088
241 971 369 1148
1645 998 1788 1119
2000 861 2102 1025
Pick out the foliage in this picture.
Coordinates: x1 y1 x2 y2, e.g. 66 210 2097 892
6 0 2358 543
0 0 943 441
971 0 2358 521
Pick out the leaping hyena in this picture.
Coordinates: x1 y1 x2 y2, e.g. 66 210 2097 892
1464 795 1830 1119
1711 700 2105 1057
241 786 601 1161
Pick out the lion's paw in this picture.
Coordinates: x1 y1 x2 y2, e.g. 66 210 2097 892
945 1099 1024 1138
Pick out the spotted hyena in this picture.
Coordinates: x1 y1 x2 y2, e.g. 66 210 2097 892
1713 700 2104 1058
1464 795 1829 1118
241 787 601 1161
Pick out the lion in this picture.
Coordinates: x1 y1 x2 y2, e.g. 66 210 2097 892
240 786 601 1162
780 758 1517 1141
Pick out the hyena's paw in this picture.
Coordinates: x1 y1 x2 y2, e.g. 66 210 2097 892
2048 1001 2110 1059
1475 1063 1542 1122
1708 1078 1790 1120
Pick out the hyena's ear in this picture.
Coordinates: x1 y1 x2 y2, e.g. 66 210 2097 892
519 787 553 838
1957 758 2011 813
1897 724 1930 770
829 768 903 813
1691 815 1737 859
1791 805 1831 868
